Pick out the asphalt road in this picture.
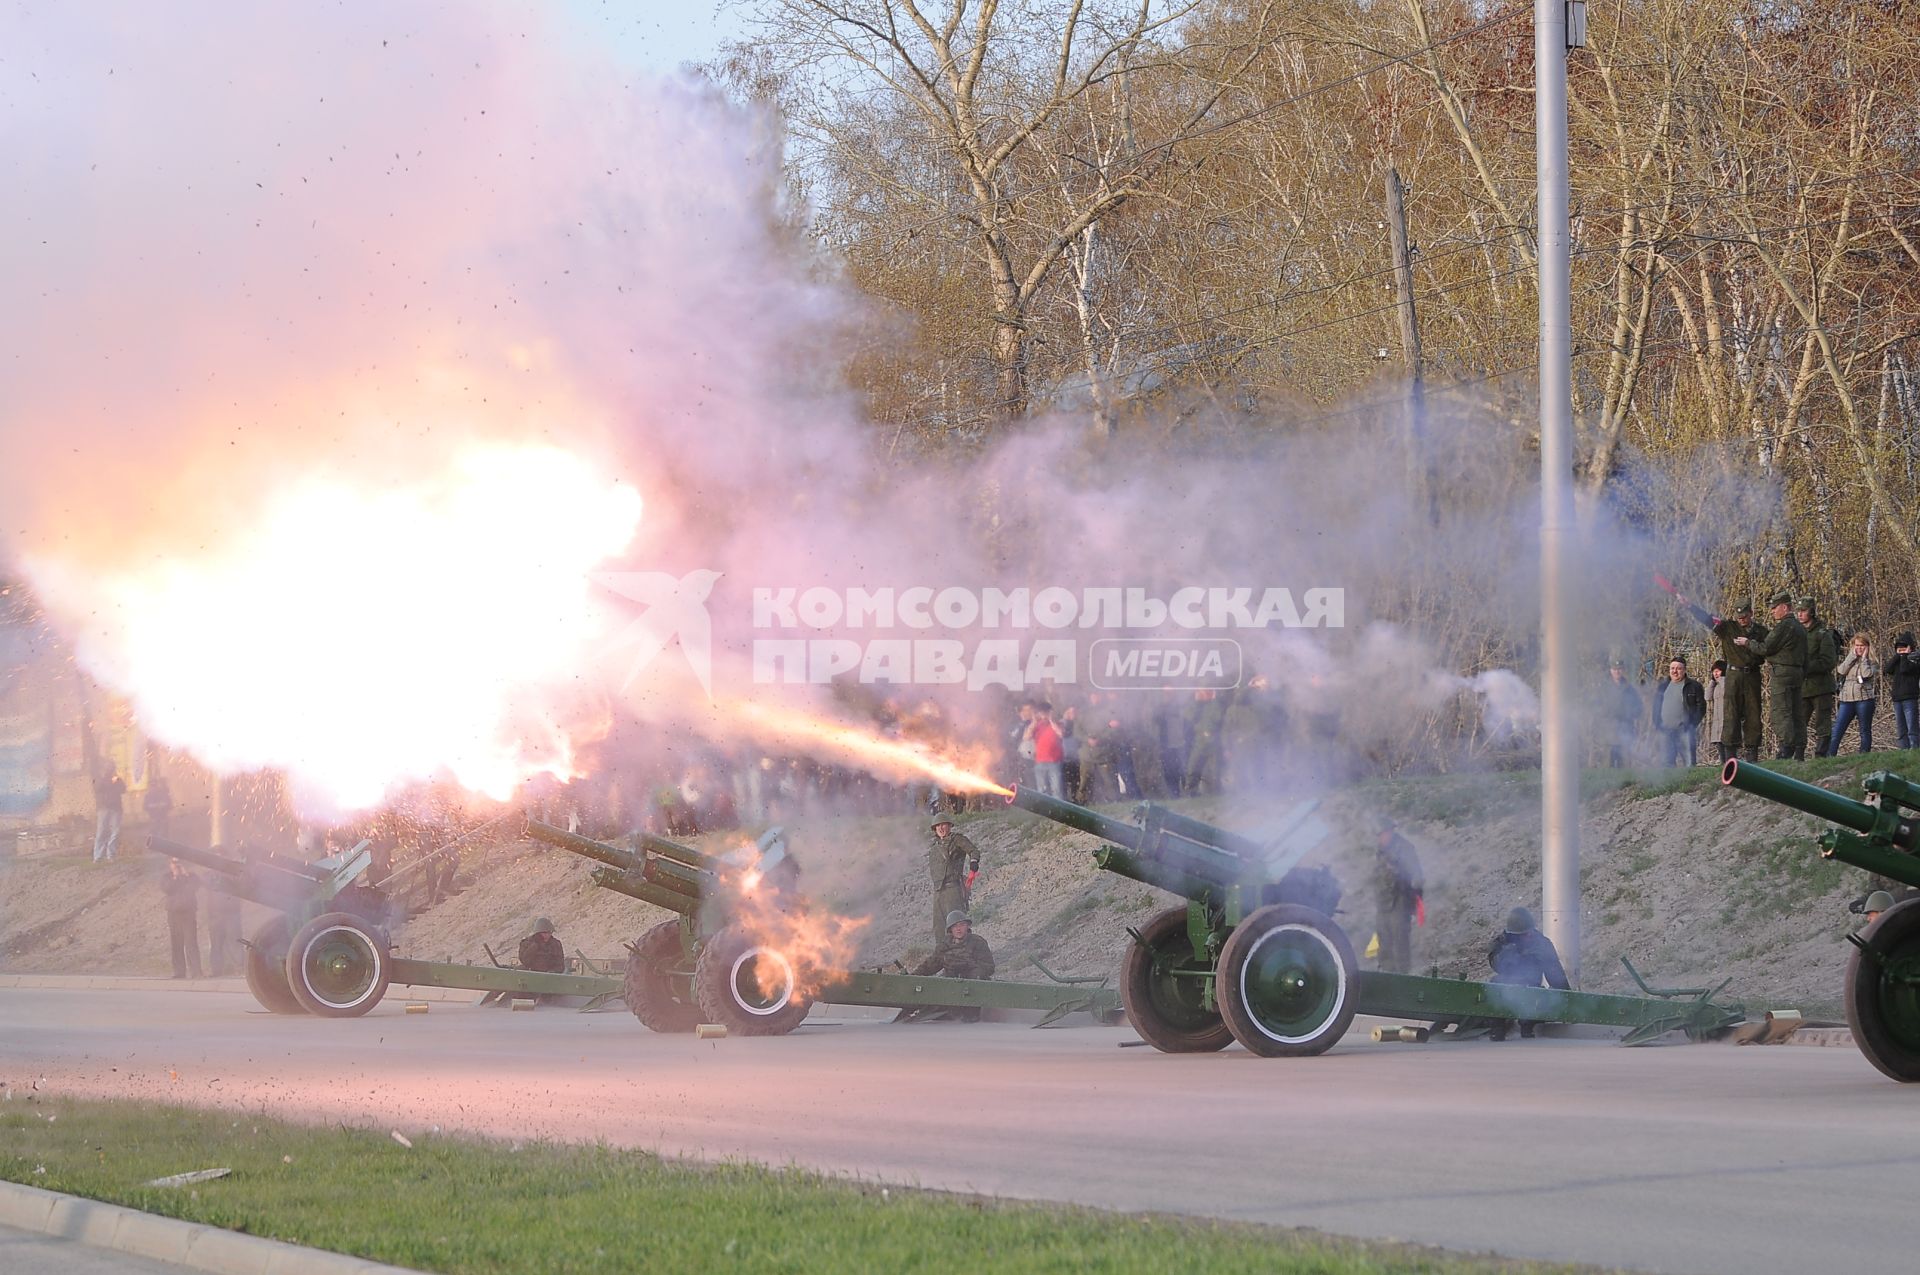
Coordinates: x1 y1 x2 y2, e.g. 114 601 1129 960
0 1222 194 1274
3 986 1917 1275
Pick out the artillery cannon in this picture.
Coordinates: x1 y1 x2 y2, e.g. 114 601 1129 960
528 818 1123 1036
1005 787 1745 1057
150 836 620 1017
1721 759 1920 1081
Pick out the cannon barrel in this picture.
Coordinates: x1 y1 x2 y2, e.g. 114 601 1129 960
1720 759 1916 851
634 831 718 873
148 836 246 875
526 818 637 870
527 819 708 906
1005 785 1254 900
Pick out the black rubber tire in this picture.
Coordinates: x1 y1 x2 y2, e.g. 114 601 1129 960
1120 906 1233 1053
692 925 813 1036
284 912 391 1018
243 915 307 1015
1846 896 1920 1082
1216 904 1358 1057
625 920 701 1033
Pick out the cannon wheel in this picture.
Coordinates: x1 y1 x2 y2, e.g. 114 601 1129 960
1846 897 1920 1082
1216 904 1357 1057
284 912 391 1018
1121 906 1232 1053
693 925 812 1036
242 916 307 1015
625 920 700 1033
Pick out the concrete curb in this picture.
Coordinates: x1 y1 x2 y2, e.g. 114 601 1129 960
0 1179 422 1274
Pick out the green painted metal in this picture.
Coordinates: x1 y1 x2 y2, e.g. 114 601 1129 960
1722 761 1920 1079
541 818 1121 1027
1009 785 1746 1052
388 958 621 999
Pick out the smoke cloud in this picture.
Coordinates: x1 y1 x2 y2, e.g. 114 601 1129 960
0 3 1771 815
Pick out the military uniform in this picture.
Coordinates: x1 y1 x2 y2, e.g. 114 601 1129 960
912 931 996 981
1711 608 1767 760
1749 596 1807 759
1372 829 1424 974
1797 607 1838 760
518 929 565 974
161 866 203 980
927 822 979 945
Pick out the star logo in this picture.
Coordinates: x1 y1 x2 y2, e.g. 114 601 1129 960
595 569 723 700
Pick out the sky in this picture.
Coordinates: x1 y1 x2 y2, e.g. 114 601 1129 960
563 1 751 76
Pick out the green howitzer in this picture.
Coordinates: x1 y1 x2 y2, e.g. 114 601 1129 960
1005 785 1744 1058
150 834 621 1019
1721 759 1920 1081
529 818 1123 1037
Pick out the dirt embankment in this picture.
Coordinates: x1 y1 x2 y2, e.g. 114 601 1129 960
1 758 1883 1012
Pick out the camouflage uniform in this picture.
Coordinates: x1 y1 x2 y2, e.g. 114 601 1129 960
912 931 996 980
927 824 979 945
518 930 565 974
1797 607 1839 760
1711 608 1767 760
1749 598 1807 759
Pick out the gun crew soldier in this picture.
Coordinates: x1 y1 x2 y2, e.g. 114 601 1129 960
903 911 995 1023
1737 592 1807 760
1369 815 1424 975
518 917 565 974
1486 907 1572 1040
927 815 980 946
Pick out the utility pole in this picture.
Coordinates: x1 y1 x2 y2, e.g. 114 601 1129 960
1385 167 1436 525
1539 0 1583 982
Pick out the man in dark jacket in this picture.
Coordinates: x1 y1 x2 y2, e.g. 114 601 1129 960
1886 631 1920 751
161 858 203 979
1487 906 1570 1040
1651 657 1707 767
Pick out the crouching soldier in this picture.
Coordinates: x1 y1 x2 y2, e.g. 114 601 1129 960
518 918 565 974
903 911 995 1023
1487 907 1570 1040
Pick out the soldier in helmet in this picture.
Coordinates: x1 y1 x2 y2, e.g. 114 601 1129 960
1794 597 1839 759
1862 891 1895 927
517 917 565 974
1738 592 1807 759
903 911 996 1023
1369 815 1424 974
1486 906 1570 1040
1711 601 1767 761
927 815 980 946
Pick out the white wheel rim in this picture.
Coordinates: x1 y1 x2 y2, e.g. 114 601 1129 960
729 947 795 1016
297 925 384 1010
1237 922 1347 1045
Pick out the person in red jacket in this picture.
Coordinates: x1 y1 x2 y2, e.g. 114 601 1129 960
1030 702 1065 798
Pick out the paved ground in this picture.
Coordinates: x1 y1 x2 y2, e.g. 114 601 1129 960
0 1222 193 1274
3 987 1917 1275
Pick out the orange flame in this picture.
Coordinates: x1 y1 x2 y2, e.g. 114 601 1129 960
713 841 866 1002
728 701 1012 796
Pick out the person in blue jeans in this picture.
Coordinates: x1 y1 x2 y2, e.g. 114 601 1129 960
1830 634 1879 755
1886 632 1920 750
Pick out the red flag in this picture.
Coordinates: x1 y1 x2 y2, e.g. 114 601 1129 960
1414 894 1426 927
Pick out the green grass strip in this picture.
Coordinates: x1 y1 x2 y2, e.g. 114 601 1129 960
0 1096 1584 1274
